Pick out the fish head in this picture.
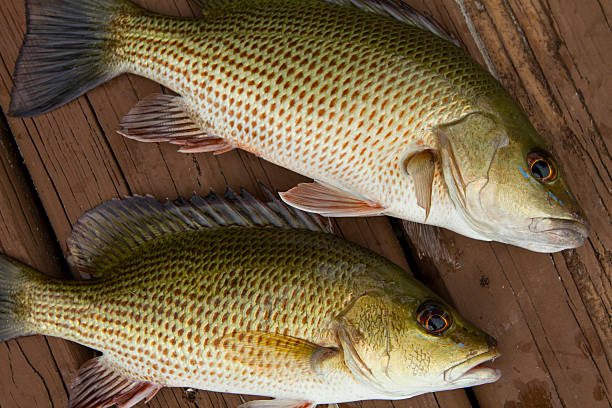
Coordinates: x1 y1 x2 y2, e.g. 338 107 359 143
335 285 500 398
436 102 587 252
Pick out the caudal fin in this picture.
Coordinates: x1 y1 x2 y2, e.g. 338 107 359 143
9 0 135 117
0 255 37 341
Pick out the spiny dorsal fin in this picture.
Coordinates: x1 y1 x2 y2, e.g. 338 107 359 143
67 187 328 275
322 0 462 47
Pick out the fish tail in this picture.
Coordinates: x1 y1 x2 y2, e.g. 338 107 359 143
9 0 139 117
0 255 40 341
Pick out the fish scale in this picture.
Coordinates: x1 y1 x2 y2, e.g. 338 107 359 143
10 0 588 253
21 228 370 400
109 0 491 223
0 190 500 407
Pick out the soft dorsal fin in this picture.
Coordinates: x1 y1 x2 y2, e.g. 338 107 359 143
320 0 461 47
67 187 328 275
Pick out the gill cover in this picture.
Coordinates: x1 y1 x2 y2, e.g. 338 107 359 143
334 293 422 399
437 112 508 234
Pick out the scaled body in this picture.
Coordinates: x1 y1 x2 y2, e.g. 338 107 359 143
9 0 588 252
1 191 500 408
31 228 371 401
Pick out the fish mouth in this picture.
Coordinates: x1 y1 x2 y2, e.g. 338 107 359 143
528 217 589 250
444 348 501 385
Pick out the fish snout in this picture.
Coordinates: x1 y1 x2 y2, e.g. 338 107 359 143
529 216 589 250
443 347 501 384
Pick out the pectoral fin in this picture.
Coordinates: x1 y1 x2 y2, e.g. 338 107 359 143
69 356 161 408
219 331 339 374
118 94 235 154
404 150 435 221
280 182 386 217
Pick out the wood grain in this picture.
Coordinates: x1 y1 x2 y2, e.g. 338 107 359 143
405 0 612 407
0 0 609 407
0 1 468 408
0 115 93 408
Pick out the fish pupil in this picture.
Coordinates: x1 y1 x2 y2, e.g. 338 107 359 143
417 302 451 335
427 315 446 331
531 159 551 180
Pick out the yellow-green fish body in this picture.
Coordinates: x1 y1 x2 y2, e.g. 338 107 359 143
9 0 588 252
1 190 499 408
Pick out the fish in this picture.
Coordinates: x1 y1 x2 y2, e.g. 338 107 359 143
8 0 588 252
0 188 500 408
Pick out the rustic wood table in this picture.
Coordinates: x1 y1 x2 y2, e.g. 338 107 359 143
0 1 610 407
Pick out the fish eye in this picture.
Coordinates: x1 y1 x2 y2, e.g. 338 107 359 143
416 301 452 335
527 151 557 182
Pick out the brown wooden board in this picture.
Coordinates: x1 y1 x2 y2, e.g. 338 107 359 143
0 1 609 408
0 115 94 408
402 1 612 407
0 1 470 408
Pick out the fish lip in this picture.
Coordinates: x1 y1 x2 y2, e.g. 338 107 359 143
528 217 589 248
443 348 501 384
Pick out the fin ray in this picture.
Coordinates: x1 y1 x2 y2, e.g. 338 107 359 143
0 255 37 341
279 182 385 217
322 0 461 47
118 94 236 155
220 331 339 375
69 356 161 408
67 187 329 275
9 0 131 117
404 150 435 221
239 400 315 408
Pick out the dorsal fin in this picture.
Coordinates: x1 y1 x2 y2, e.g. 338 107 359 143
323 0 462 47
67 187 328 275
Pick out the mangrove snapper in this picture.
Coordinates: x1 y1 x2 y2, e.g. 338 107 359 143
0 189 500 408
9 0 588 252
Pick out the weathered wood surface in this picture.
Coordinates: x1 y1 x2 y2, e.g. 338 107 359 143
405 1 612 407
0 1 609 408
0 115 94 408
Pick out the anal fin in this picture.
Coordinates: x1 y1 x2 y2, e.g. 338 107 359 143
69 356 161 408
279 182 385 217
118 94 234 154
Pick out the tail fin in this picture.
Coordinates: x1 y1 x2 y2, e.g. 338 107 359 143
9 0 135 117
0 255 38 341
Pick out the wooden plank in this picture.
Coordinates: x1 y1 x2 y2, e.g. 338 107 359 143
403 0 612 407
0 116 94 408
0 2 473 408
